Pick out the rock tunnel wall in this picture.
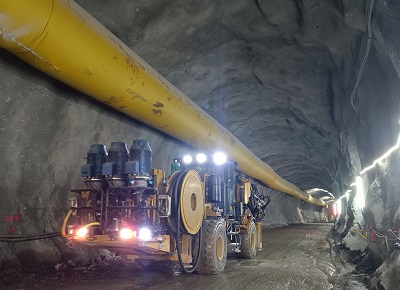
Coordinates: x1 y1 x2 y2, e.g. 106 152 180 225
0 50 324 271
331 1 400 288
0 52 188 270
0 0 400 283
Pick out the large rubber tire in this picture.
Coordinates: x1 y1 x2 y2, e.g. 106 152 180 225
195 219 227 275
240 221 257 259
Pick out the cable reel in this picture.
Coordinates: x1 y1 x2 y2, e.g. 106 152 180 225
168 170 204 235
167 170 204 273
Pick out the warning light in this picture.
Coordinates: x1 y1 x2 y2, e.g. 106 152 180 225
120 228 136 239
76 227 88 238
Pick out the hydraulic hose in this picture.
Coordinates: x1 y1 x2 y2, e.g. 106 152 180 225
61 208 100 238
61 209 73 238
77 222 100 231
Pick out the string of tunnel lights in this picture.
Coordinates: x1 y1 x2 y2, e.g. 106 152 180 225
335 133 400 215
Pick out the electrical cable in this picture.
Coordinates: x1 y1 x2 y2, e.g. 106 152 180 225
369 227 398 251
0 232 60 242
171 171 202 273
1 204 88 242
339 0 375 152
1 219 101 242
388 229 400 240
1 222 101 243
174 172 201 273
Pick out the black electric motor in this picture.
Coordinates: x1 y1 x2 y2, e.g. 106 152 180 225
81 144 108 179
102 142 129 177
125 139 152 177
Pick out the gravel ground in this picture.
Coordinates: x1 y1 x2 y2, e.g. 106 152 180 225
1 223 368 290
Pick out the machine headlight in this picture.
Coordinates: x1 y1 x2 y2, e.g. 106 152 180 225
120 228 136 239
183 155 193 164
196 153 207 163
213 152 227 165
76 227 88 238
139 227 152 241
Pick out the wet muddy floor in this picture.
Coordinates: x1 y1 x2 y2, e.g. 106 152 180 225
2 223 368 289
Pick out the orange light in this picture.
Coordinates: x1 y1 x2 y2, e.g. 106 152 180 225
76 227 88 238
120 228 136 239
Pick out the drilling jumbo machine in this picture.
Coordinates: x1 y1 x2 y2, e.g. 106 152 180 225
62 139 270 274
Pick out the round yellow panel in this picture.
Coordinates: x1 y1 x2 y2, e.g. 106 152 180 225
180 171 204 235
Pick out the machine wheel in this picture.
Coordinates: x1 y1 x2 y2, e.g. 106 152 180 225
195 219 227 275
240 221 257 259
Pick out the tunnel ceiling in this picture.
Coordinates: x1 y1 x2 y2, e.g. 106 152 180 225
68 0 397 196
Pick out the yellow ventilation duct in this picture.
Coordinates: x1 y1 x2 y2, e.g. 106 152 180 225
0 0 326 206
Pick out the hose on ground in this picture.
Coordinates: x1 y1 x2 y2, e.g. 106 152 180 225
0 231 60 242
0 211 99 242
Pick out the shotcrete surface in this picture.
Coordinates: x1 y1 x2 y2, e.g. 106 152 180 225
1 224 367 290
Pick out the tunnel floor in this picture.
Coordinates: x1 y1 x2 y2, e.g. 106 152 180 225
3 224 368 290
